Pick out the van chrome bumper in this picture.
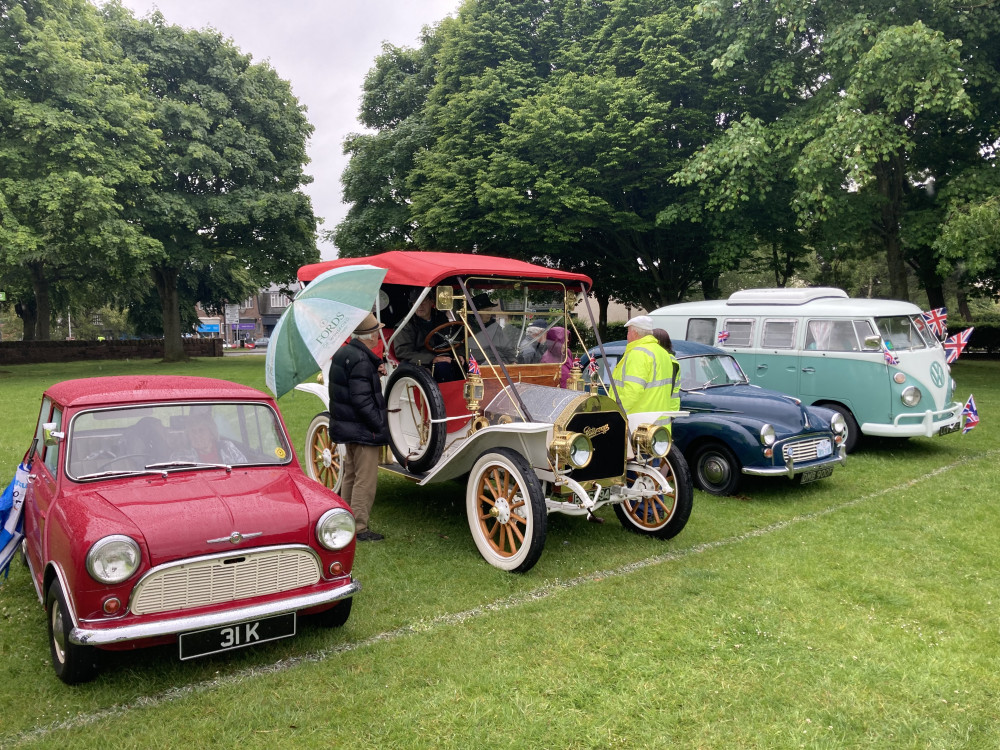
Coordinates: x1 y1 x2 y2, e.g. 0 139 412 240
862 401 963 438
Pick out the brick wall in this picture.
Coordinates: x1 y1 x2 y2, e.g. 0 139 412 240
0 338 224 364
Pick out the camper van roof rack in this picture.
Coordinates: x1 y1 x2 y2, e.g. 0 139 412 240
727 287 849 306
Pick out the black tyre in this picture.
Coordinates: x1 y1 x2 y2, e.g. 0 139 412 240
312 597 352 628
46 580 100 685
615 444 693 540
691 441 742 496
824 403 861 453
466 448 547 573
384 364 446 473
304 412 345 492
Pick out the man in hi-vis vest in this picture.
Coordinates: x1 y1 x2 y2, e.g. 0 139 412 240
611 315 681 433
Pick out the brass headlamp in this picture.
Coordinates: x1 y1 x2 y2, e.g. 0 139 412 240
549 430 594 469
633 423 671 459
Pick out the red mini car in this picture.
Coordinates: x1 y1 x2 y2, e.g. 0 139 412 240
20 376 359 684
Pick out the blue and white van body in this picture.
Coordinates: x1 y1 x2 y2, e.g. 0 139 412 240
648 288 963 451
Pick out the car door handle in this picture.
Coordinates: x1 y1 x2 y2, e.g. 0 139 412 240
801 367 815 373
756 364 767 370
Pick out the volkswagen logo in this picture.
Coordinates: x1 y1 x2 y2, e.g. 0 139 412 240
929 361 945 388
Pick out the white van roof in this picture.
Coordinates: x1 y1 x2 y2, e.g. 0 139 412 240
727 287 848 305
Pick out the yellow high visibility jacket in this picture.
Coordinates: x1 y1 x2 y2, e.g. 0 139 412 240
610 335 681 430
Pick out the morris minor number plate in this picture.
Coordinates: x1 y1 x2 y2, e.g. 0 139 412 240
179 612 296 661
799 466 834 484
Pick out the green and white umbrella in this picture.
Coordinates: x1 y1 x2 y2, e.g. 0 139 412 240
265 265 387 398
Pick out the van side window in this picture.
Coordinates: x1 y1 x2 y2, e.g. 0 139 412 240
686 318 716 346
723 319 753 347
854 320 878 349
762 320 796 349
805 319 860 351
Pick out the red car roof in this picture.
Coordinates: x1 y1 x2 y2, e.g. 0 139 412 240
45 376 271 409
298 251 592 288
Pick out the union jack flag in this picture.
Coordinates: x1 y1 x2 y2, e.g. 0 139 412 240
468 355 481 375
920 307 948 339
962 394 979 434
588 357 599 376
944 327 974 364
717 330 730 344
572 355 581 370
882 342 899 366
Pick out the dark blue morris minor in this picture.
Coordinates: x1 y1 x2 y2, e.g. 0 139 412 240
586 340 848 495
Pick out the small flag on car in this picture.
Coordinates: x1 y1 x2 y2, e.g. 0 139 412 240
920 307 948 339
0 458 32 581
717 330 730 344
944 327 974 364
468 355 481 375
588 357 599 375
962 394 979 434
881 342 899 366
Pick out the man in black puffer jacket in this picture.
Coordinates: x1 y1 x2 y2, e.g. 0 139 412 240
328 313 390 542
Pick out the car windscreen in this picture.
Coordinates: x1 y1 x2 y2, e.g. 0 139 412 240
679 354 748 389
876 315 930 351
67 401 293 480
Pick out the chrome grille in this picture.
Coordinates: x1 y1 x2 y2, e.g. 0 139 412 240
131 547 321 615
783 437 829 464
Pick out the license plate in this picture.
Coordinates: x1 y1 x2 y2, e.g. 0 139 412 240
939 422 961 436
815 439 833 458
179 612 296 661
799 466 834 484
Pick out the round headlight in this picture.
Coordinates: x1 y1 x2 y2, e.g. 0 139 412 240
901 386 922 407
317 508 356 550
760 424 776 446
829 412 846 434
550 431 594 469
634 423 671 458
86 535 141 584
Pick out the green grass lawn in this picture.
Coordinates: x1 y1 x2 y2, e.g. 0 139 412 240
0 356 996 748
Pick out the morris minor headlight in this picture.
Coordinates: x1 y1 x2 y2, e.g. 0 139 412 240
901 386 922 407
317 508 356 550
634 423 671 458
829 412 846 434
760 424 776 446
550 431 593 469
86 535 141 584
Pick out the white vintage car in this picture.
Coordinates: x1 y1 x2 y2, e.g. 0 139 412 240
296 252 693 573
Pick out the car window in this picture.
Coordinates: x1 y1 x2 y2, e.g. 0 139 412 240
67 402 293 479
876 316 928 351
761 319 797 349
43 406 63 475
680 355 747 389
722 319 754 347
685 318 716 346
805 319 860 351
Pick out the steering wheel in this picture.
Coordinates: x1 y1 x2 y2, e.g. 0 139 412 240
424 320 465 354
98 454 147 471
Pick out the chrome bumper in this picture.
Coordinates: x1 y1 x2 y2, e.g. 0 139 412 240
71 579 360 647
742 445 846 478
862 401 963 438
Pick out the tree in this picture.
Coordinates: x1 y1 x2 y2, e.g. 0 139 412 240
107 8 318 360
0 0 159 340
676 0 998 302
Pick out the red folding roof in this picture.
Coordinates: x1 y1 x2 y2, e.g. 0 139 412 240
298 251 592 289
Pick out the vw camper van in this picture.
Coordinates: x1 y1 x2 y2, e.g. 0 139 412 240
649 288 963 452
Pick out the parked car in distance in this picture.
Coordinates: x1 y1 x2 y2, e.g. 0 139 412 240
585 340 847 495
21 375 359 684
253 336 270 349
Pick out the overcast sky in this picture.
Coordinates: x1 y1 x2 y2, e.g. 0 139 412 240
113 0 461 260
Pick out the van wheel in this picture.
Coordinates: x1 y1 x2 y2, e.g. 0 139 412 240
692 442 742 495
824 404 860 453
305 412 345 492
385 364 446 473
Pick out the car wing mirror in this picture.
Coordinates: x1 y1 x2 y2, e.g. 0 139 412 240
862 335 882 351
42 422 64 446
435 285 454 312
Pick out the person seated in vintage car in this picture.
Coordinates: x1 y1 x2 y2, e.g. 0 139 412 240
394 291 464 382
469 302 521 365
174 411 247 465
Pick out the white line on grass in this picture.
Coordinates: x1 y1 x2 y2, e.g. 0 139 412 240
7 451 990 747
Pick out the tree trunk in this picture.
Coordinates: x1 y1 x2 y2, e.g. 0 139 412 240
700 272 721 301
153 265 187 362
15 298 38 341
956 287 972 321
875 153 908 301
28 262 52 340
924 283 946 311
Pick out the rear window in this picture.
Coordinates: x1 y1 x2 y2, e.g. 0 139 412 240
685 318 717 346
762 320 797 349
722 319 754 347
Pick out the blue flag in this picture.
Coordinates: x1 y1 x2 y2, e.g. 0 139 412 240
0 460 31 581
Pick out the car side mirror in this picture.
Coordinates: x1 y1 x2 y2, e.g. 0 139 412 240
863 335 882 351
43 422 64 446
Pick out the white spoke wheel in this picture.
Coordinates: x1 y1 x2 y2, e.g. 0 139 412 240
614 444 693 540
466 448 547 573
304 412 345 493
46 580 99 684
384 364 446 473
